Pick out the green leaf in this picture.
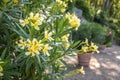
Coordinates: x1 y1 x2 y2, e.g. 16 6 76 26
70 41 81 49
25 57 32 75
1 47 7 60
15 23 29 38
36 55 42 68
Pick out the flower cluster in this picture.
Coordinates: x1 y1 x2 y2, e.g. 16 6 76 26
17 37 52 56
65 13 80 30
80 38 99 53
53 0 67 13
19 12 45 30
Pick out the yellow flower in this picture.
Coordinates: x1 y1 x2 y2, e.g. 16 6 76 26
25 39 43 56
55 0 67 13
81 46 88 53
66 66 85 76
61 34 69 42
63 43 70 48
77 66 85 74
17 38 43 56
27 39 42 49
27 39 35 48
65 13 70 19
13 0 18 4
42 44 52 56
81 38 89 45
31 21 40 30
69 14 80 30
24 19 29 24
18 37 26 49
56 0 67 7
89 42 99 53
44 30 53 41
19 19 29 27
28 12 35 21
28 12 45 30
60 8 66 13
28 12 44 22
65 13 80 30
25 48 35 56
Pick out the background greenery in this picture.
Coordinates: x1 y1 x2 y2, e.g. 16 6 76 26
74 0 120 45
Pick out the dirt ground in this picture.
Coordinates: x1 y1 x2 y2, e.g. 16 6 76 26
64 45 120 80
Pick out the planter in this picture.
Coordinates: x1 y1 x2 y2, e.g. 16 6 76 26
78 53 92 67
98 45 106 50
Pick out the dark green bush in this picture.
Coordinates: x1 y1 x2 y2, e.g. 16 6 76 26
75 0 94 20
72 22 106 45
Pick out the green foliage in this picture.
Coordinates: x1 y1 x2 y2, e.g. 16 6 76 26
0 0 80 79
75 0 94 20
72 22 106 45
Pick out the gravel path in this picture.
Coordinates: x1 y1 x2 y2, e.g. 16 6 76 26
64 45 120 80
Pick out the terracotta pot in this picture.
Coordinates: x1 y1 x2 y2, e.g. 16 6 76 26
98 45 106 50
78 53 92 67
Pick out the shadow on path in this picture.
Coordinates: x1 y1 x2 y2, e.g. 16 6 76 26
65 45 120 80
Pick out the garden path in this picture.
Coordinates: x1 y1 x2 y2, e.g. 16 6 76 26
64 45 120 80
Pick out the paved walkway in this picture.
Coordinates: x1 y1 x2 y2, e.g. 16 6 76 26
64 45 120 80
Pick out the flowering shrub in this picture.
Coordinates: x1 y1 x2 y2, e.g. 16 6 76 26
0 0 82 79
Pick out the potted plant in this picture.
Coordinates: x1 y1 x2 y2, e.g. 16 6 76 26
77 38 99 66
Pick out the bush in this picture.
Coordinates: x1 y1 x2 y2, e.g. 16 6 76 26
0 0 81 80
72 22 106 45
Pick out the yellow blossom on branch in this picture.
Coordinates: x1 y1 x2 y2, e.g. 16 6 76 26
18 38 43 56
63 43 70 49
42 44 52 56
81 46 88 53
44 30 53 41
65 13 80 30
54 0 67 13
89 42 99 53
81 38 89 45
19 19 29 27
19 12 45 30
17 37 27 49
31 21 40 30
61 34 69 42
